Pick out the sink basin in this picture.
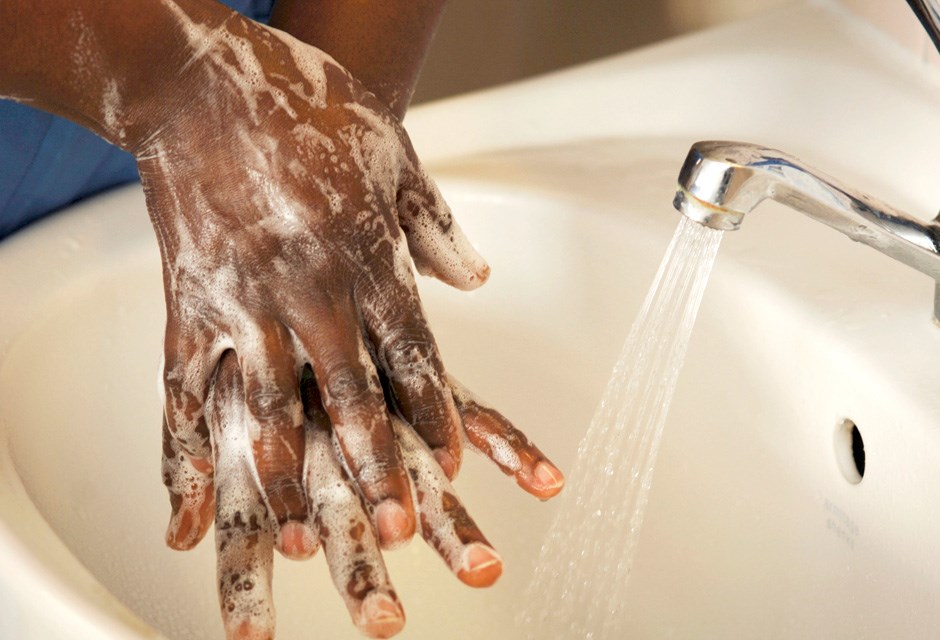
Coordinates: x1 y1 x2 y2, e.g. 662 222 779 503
3 2 940 638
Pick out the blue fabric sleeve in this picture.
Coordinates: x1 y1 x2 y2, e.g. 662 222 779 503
0 0 273 239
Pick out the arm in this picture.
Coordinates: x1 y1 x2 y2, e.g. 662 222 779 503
268 0 446 119
0 0 211 151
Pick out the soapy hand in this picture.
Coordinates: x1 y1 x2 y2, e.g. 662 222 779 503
139 7 567 636
205 351 523 638
141 5 499 552
0 0 566 636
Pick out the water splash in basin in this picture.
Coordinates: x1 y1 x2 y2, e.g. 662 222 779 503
520 216 723 638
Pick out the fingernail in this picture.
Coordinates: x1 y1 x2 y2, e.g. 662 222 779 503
533 461 565 495
475 260 491 283
463 257 491 290
359 592 405 639
166 509 193 550
228 618 274 640
457 542 503 588
277 522 318 560
375 500 413 549
432 449 456 479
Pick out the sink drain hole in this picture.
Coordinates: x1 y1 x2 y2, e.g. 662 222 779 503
834 419 865 484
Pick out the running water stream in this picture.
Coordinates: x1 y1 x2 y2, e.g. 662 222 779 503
520 216 724 638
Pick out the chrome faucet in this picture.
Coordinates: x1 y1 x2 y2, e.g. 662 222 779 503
671 3 940 320
672 141 940 321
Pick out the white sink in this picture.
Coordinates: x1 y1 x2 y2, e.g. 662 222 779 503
3 2 940 638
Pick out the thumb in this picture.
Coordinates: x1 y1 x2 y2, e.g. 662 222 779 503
397 162 490 291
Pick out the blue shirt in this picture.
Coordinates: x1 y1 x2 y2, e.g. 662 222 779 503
0 0 273 239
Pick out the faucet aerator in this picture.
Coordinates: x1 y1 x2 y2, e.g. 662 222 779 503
673 188 744 232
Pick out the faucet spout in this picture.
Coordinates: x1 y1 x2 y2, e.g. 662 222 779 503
673 140 940 320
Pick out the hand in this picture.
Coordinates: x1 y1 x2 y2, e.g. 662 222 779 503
144 5 492 553
205 351 511 639
164 355 566 639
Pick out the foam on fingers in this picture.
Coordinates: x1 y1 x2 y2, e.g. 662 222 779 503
357 275 465 480
207 358 277 639
162 418 215 550
397 165 490 292
240 327 309 528
449 376 565 500
297 312 416 549
215 503 276 640
304 404 404 637
391 417 502 587
304 419 403 636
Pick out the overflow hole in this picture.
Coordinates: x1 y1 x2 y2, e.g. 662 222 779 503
834 419 865 484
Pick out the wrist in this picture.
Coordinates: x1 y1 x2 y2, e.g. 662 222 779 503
119 1 241 155
267 0 447 120
0 0 240 155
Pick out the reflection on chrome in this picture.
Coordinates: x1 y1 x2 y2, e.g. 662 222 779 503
674 140 940 321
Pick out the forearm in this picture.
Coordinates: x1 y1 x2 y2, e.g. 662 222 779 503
268 0 446 119
0 0 234 151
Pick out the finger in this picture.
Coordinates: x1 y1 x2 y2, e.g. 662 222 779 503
392 417 502 588
450 376 565 500
302 377 405 639
162 416 215 550
356 272 463 480
236 320 309 549
397 152 490 291
209 353 276 640
295 303 416 549
162 315 215 461
265 363 319 562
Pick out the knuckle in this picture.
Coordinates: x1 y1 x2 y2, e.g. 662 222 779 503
244 386 294 424
354 449 397 485
321 366 374 410
379 323 435 371
261 477 307 520
408 402 448 428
